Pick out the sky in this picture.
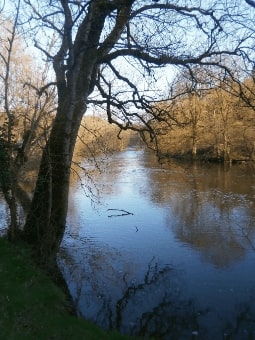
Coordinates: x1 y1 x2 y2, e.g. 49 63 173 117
1 0 255 105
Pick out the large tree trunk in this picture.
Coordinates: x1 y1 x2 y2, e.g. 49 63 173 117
22 0 132 264
23 101 85 262
22 55 97 264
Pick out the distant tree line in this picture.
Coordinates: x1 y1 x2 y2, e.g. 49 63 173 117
1 0 255 272
149 69 255 162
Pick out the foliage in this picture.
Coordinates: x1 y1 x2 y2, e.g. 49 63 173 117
0 138 11 192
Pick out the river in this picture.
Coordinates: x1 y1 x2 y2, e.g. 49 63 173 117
2 147 255 338
57 148 255 339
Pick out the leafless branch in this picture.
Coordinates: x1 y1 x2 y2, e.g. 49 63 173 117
107 208 134 217
245 0 255 8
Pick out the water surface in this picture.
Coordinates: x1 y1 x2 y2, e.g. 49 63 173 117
59 148 255 339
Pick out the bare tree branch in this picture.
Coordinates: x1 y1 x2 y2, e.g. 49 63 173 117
245 0 255 8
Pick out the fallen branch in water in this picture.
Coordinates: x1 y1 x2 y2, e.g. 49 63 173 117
107 209 134 217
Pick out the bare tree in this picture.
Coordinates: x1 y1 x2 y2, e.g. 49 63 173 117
0 2 57 240
14 0 249 265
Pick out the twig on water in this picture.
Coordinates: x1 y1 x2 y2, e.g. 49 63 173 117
107 208 134 217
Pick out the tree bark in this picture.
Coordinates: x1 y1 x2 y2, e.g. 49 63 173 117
21 0 229 263
22 1 131 262
23 99 85 261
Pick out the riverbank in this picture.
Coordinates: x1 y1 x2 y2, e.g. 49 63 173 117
158 146 255 164
0 237 132 340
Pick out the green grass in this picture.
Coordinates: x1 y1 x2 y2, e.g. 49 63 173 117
0 237 132 340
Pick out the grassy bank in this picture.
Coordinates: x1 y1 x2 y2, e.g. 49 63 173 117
0 237 131 340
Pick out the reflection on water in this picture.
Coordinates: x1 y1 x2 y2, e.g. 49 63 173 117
59 148 255 338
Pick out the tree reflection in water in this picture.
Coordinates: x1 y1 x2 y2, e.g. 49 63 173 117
62 150 255 338
223 301 255 339
58 225 255 339
114 257 207 338
58 238 209 339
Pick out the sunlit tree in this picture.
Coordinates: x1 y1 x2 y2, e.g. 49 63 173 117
0 0 249 265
